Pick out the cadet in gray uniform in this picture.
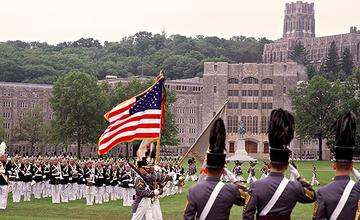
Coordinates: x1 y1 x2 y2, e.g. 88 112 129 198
184 118 247 220
313 112 360 220
131 159 159 220
243 109 316 220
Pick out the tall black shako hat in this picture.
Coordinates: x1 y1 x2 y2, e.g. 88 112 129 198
136 157 148 168
206 118 226 169
334 111 356 163
269 108 295 165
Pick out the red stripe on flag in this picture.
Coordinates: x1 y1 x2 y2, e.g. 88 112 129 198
107 114 161 132
99 133 160 155
99 123 161 146
107 103 133 119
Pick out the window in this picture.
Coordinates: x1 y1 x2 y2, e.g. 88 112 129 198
253 90 259 96
189 118 196 124
247 103 253 109
3 101 11 107
261 116 268 133
241 102 247 109
176 108 185 114
2 123 10 129
189 138 196 144
189 128 196 134
242 77 259 84
178 128 184 133
227 102 239 109
189 108 196 114
262 78 273 84
247 116 253 133
253 103 258 109
177 118 185 124
20 102 28 108
214 85 217 93
248 90 253 96
252 116 258 134
3 112 10 118
227 116 238 133
283 85 287 93
261 103 273 110
228 78 239 84
214 65 217 71
262 90 273 97
229 142 235 153
227 90 239 96
241 90 247 96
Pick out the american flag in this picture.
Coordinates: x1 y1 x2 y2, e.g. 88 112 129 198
98 75 165 155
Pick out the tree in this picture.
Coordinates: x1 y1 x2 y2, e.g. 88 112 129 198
306 65 317 80
160 90 179 146
289 76 341 160
11 106 46 154
340 47 354 77
340 68 360 154
50 71 107 157
323 41 339 78
289 41 309 65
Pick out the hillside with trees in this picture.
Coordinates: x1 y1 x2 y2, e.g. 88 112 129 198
0 32 271 83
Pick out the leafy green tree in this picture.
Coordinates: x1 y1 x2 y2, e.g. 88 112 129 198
340 69 360 154
340 47 354 76
50 71 107 157
289 76 341 160
289 41 309 65
11 106 46 153
160 90 179 146
323 41 339 78
306 65 317 79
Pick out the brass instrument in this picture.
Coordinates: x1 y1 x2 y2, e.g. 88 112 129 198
178 175 186 187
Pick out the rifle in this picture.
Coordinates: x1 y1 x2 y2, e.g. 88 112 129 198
127 162 155 191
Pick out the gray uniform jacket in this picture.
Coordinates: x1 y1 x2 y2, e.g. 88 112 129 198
243 172 316 220
184 176 246 220
313 175 360 220
132 175 153 213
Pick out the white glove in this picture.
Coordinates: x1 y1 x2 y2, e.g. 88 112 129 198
288 164 300 179
352 167 360 181
168 171 176 177
154 189 160 196
223 168 237 183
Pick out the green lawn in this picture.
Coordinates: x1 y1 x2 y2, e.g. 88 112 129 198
0 160 358 220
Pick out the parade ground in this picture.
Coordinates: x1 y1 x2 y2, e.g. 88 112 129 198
0 160 357 220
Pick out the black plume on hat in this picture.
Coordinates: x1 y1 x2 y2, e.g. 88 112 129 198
268 108 295 165
206 118 226 169
334 111 356 163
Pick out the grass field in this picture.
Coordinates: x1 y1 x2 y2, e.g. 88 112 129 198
0 160 358 220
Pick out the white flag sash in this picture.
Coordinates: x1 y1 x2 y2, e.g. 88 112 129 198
330 179 355 220
259 177 289 216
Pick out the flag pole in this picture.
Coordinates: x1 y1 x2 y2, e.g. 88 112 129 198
178 100 228 166
155 71 165 164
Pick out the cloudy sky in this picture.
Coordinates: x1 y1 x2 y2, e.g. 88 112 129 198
1 0 359 44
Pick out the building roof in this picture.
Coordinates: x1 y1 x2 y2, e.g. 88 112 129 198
0 81 53 89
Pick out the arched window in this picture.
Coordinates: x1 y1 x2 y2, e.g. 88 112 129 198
262 78 273 84
242 77 259 84
228 78 239 84
227 116 238 133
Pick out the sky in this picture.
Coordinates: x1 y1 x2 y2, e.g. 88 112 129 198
0 0 359 44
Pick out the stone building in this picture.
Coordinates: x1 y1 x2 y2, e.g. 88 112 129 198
201 62 321 159
263 1 360 66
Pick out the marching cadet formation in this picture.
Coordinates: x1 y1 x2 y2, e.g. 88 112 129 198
2 109 360 220
184 109 360 220
0 147 185 213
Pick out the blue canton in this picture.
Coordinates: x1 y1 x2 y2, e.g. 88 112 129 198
129 79 164 115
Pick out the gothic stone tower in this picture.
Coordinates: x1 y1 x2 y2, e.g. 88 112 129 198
283 1 315 39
